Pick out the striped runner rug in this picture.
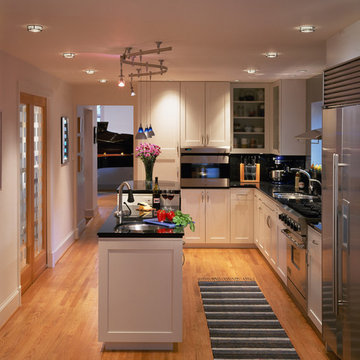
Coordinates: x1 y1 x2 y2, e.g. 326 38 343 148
198 280 300 359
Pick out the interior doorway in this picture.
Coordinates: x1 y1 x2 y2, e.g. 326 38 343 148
19 92 47 294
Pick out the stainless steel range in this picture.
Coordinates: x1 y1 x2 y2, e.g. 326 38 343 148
277 201 321 312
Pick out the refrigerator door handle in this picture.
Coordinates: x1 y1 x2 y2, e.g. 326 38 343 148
333 153 339 315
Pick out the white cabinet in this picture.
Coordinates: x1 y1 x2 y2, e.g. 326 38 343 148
98 237 183 349
181 189 230 244
136 81 180 182
270 80 306 155
307 226 322 332
231 83 270 153
179 189 206 244
230 189 254 244
180 82 230 148
254 190 287 285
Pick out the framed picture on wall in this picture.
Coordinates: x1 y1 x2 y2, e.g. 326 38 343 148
93 125 97 144
61 116 69 164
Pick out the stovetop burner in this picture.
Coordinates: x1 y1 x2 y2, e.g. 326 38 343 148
277 199 321 219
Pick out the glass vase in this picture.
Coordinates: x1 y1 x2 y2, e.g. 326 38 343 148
143 160 154 190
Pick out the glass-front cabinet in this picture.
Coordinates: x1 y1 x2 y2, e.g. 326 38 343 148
231 83 269 153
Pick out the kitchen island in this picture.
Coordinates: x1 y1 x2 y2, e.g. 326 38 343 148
97 188 184 351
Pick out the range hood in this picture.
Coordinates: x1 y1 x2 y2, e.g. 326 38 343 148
295 128 322 141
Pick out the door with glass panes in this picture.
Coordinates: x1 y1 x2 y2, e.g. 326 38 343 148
19 93 47 294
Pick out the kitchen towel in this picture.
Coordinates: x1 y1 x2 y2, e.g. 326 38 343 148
198 280 300 359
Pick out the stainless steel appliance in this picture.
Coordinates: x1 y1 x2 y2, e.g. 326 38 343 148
322 56 360 359
180 149 229 188
278 206 310 312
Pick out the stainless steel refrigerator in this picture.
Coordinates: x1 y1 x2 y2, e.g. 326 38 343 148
322 56 360 360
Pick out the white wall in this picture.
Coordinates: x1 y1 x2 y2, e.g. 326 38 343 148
0 50 76 327
326 20 360 66
102 105 133 134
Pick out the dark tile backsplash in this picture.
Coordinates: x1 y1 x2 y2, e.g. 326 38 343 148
229 154 306 184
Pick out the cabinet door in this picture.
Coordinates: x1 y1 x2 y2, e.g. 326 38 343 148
181 189 206 244
308 226 322 332
230 189 254 244
180 82 206 147
270 80 306 155
254 193 263 250
136 82 181 182
205 82 230 148
206 189 230 243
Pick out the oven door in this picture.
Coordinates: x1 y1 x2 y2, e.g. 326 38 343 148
283 229 307 311
180 155 229 188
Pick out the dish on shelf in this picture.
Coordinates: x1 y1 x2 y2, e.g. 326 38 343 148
244 126 253 132
257 144 263 148
254 127 264 132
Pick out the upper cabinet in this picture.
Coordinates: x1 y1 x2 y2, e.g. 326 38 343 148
231 83 270 153
135 81 181 182
180 82 230 149
270 80 306 155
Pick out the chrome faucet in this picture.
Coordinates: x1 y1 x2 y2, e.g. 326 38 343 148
114 181 134 224
290 168 322 194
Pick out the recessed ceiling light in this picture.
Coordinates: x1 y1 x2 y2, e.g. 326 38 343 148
27 24 43 33
245 69 256 74
63 52 76 59
234 80 240 82
99 79 107 83
297 69 308 73
265 52 278 58
299 25 316 33
85 69 96 75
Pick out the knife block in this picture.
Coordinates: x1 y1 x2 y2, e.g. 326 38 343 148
240 163 260 183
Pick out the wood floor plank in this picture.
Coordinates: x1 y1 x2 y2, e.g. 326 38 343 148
0 193 331 360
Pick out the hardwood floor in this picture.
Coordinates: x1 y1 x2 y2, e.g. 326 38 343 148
0 193 331 360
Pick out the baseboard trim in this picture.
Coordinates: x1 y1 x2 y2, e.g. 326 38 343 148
184 243 256 249
0 287 21 329
75 218 87 239
48 230 76 268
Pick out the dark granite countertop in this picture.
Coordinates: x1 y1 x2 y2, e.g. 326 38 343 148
97 210 184 238
120 180 181 193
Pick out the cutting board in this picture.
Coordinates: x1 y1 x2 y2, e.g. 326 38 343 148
143 218 176 228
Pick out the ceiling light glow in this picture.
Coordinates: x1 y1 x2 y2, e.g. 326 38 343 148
265 52 278 58
85 69 96 75
299 25 316 33
63 52 75 59
27 24 43 33
246 69 256 74
99 79 107 83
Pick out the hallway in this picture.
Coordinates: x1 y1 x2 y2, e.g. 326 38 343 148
0 193 330 360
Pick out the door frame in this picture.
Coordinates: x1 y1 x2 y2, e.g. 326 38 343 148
20 92 48 294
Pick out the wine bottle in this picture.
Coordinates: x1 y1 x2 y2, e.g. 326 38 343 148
152 177 161 210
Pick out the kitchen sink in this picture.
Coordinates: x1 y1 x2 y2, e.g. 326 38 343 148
115 223 164 233
273 192 319 201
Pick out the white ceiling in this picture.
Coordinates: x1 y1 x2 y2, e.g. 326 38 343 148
1 0 359 85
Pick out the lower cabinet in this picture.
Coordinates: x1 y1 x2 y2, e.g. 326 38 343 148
98 237 183 349
230 189 254 244
254 190 287 285
307 226 322 332
181 189 230 244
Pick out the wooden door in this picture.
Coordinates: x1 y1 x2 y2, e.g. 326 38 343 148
181 189 206 244
205 82 230 148
206 189 230 243
20 93 47 294
180 82 206 147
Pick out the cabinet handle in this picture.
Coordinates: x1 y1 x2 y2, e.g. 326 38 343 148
177 142 179 156
312 240 319 246
201 136 204 145
206 192 209 202
267 215 271 228
201 191 204 202
206 135 209 145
